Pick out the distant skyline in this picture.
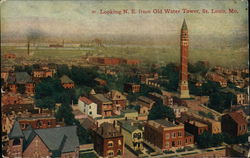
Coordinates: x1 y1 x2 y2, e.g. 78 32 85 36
1 0 248 43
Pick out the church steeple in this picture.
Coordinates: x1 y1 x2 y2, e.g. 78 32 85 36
181 19 188 30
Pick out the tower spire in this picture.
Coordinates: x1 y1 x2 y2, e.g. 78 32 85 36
181 19 188 30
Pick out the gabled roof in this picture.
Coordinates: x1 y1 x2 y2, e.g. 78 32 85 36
108 90 126 100
15 72 32 84
21 125 79 156
60 75 74 84
228 112 247 125
96 122 123 138
9 121 24 139
79 97 94 105
92 94 112 103
138 96 155 104
7 72 32 84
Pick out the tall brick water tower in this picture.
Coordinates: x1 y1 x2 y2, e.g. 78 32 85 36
179 19 190 99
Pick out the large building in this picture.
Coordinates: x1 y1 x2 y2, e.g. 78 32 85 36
7 121 79 158
179 19 190 99
144 119 194 151
92 122 124 158
221 111 248 136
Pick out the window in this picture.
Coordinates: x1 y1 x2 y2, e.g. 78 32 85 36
13 139 20 145
190 138 192 143
166 142 169 147
47 121 52 126
185 138 188 144
89 106 91 109
118 140 122 146
117 150 122 155
108 141 113 147
89 111 92 115
108 151 114 156
166 133 170 140
172 132 176 138
172 141 175 147
178 131 182 137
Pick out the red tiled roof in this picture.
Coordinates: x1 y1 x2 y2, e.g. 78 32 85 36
79 97 93 105
229 111 247 125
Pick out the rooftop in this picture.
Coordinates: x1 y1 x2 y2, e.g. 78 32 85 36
92 94 112 103
79 96 94 105
96 122 123 138
60 75 74 84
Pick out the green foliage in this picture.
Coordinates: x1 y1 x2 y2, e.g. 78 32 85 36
148 101 175 121
209 92 236 113
35 97 56 110
223 132 250 144
55 103 92 144
197 131 223 148
161 63 179 92
188 61 209 75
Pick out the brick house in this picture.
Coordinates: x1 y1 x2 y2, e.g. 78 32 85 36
7 72 34 94
124 83 140 93
60 75 74 89
94 78 107 86
106 90 127 115
206 72 227 87
4 53 16 59
184 120 208 142
221 111 248 136
7 121 79 158
90 94 113 117
144 119 194 151
32 69 53 79
121 59 140 65
17 114 57 130
180 112 222 134
92 122 124 158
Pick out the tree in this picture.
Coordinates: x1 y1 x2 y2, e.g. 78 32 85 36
148 101 175 121
197 131 223 148
35 97 56 110
55 103 74 125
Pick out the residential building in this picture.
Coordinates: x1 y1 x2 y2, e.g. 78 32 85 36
131 96 155 115
78 96 98 118
236 93 249 106
124 83 140 93
171 105 188 118
7 121 79 158
60 75 74 89
7 72 34 94
4 53 16 59
32 69 53 79
17 114 57 130
92 122 124 158
118 119 144 151
90 94 113 117
206 72 227 87
144 119 194 151
180 112 221 134
221 111 248 136
94 78 107 86
106 90 127 115
184 120 208 141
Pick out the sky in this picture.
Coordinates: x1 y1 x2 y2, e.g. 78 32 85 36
1 0 248 41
